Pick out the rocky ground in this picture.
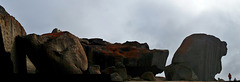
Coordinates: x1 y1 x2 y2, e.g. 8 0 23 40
0 5 228 81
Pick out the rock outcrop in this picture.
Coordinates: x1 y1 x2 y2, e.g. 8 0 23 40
165 34 227 81
80 39 169 77
0 5 26 74
19 31 88 74
0 5 213 81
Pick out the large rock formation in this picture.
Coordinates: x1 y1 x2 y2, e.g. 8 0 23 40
19 31 88 74
80 39 169 77
0 5 170 81
0 5 26 73
165 34 227 81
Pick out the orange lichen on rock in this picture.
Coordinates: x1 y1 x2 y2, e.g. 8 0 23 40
82 39 169 77
97 43 150 59
42 32 66 38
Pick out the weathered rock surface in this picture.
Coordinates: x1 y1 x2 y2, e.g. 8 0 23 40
80 39 169 77
165 64 198 81
20 31 88 74
0 5 26 74
166 34 227 81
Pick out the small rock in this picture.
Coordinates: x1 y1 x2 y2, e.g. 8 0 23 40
111 72 123 81
89 65 101 74
130 77 144 81
51 28 62 33
141 72 156 81
102 66 116 74
115 62 128 81
217 78 225 82
102 62 128 81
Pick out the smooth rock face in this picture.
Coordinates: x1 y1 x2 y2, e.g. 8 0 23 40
169 34 227 81
81 40 169 76
0 5 26 73
21 31 88 74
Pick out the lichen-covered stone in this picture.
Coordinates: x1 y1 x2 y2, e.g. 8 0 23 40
81 40 169 76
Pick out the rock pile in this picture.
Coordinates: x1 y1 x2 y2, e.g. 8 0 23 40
0 5 169 81
0 5 228 81
19 30 168 80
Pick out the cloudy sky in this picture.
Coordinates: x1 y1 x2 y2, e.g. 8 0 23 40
1 0 240 80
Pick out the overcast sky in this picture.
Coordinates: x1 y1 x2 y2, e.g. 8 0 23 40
1 0 240 80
